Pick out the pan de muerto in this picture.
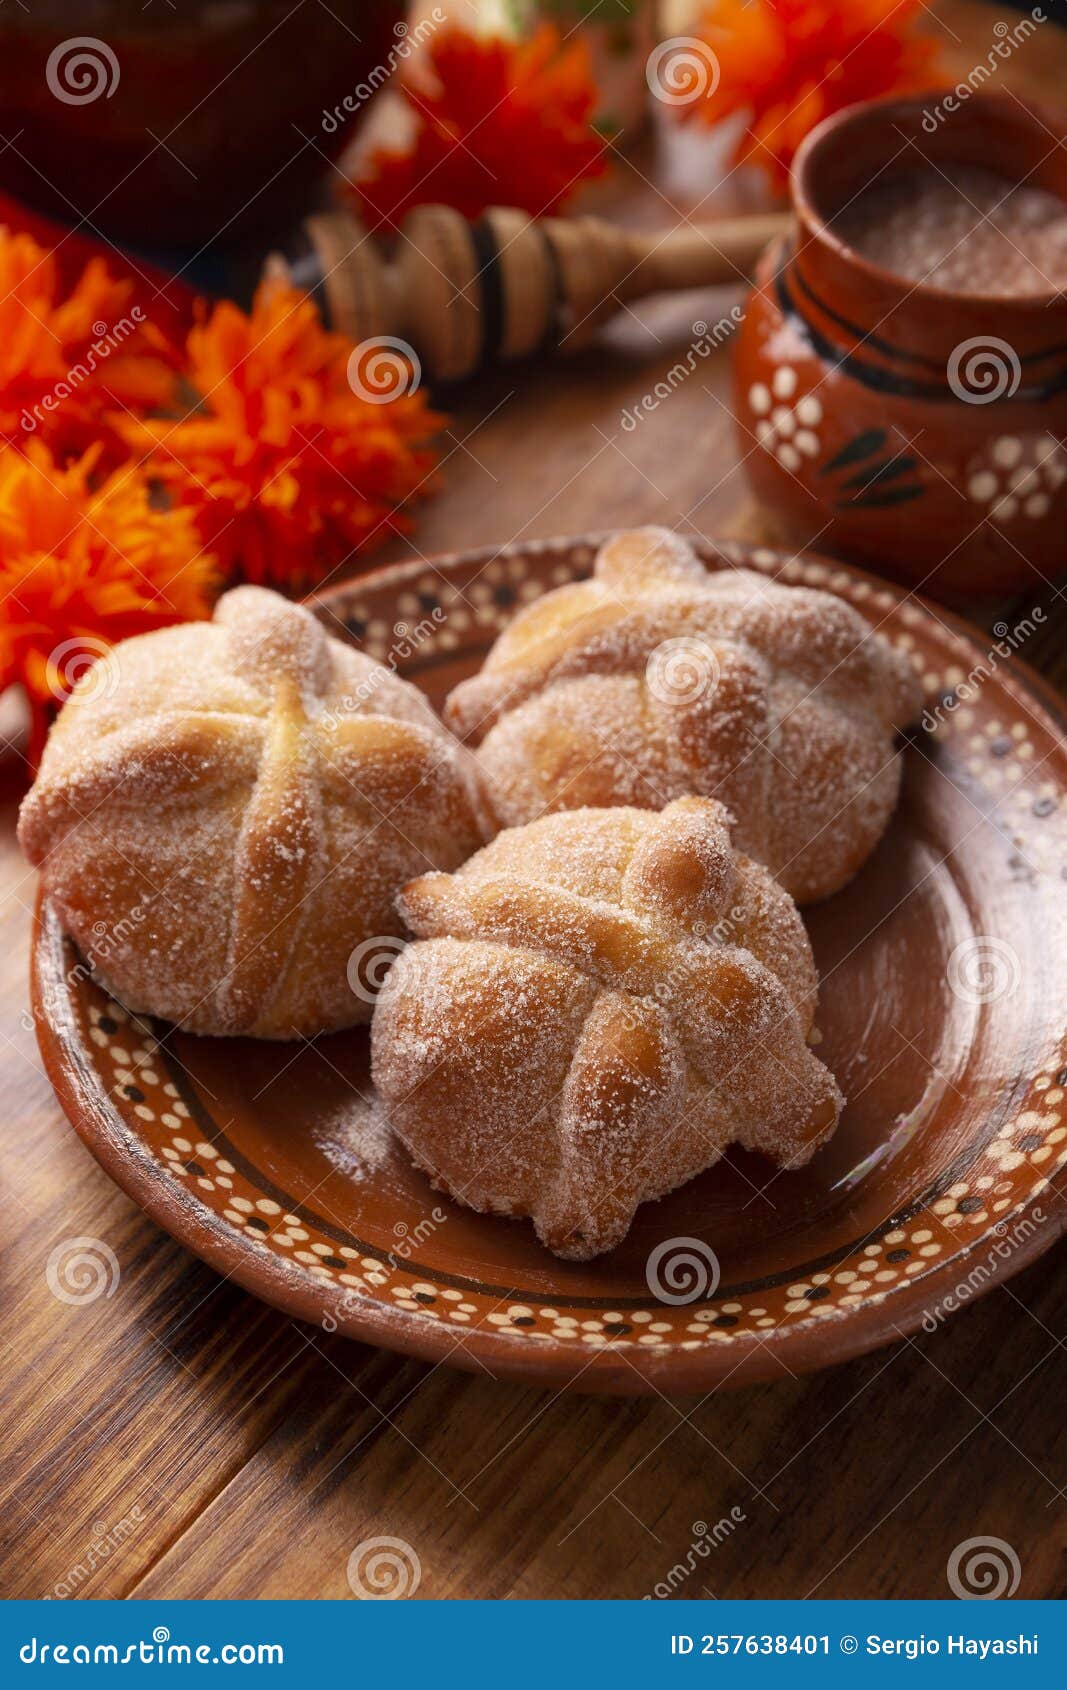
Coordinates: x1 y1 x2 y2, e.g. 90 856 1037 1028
446 528 921 902
19 586 488 1038
372 797 843 1260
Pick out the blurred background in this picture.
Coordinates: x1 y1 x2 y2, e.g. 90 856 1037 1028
2 0 1066 745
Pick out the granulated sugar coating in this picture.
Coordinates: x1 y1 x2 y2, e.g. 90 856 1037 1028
372 797 843 1260
18 585 489 1038
311 1091 394 1182
446 527 921 903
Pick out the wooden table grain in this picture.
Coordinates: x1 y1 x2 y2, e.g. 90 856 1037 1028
2 0 1066 1603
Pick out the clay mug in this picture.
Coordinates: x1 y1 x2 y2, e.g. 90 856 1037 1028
731 92 1067 601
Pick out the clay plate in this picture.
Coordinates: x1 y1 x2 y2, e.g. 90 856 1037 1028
31 536 1067 1394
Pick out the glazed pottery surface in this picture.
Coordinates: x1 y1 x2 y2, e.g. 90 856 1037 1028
733 94 1067 600
31 537 1067 1394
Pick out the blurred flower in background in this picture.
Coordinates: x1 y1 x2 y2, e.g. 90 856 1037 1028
123 281 442 592
675 0 941 187
351 24 609 228
0 443 215 761
0 250 442 752
0 228 178 468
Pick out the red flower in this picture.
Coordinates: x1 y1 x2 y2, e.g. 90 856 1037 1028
352 25 608 230
124 280 442 591
681 0 941 186
0 442 215 762
0 228 178 467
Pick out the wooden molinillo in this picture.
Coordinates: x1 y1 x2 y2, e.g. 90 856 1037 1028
268 204 790 381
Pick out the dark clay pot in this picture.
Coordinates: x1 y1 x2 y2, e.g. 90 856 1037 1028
0 0 402 246
732 93 1067 601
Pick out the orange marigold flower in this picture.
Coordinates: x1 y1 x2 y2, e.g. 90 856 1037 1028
0 228 178 466
124 280 442 590
680 0 941 186
0 442 216 762
352 25 608 230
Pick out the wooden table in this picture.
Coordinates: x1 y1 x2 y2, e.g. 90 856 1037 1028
2 0 1066 1602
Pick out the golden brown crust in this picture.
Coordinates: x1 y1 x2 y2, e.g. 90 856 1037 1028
19 585 489 1038
445 528 922 902
372 798 843 1259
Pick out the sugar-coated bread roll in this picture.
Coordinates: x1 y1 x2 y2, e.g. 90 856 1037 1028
19 585 489 1038
446 527 921 903
372 797 843 1260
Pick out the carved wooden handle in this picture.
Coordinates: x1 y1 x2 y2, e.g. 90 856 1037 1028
269 204 790 382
